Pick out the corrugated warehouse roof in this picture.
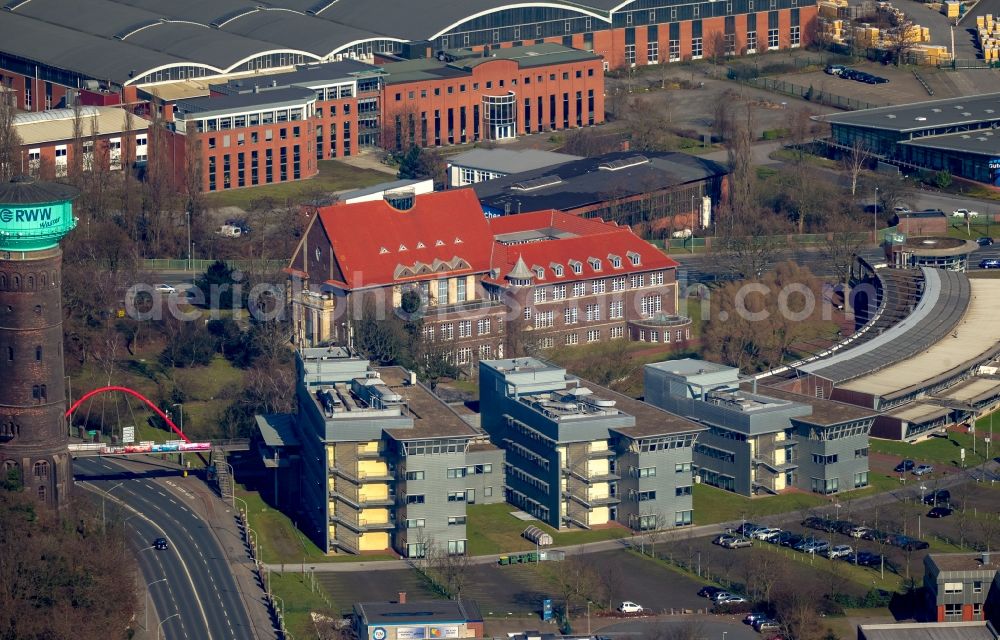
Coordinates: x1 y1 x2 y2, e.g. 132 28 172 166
13 106 150 146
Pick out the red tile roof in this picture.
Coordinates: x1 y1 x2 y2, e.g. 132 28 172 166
486 211 677 285
313 189 494 288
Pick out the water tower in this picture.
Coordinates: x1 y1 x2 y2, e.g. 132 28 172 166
0 177 78 510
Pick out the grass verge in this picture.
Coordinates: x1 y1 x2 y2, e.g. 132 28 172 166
869 431 992 468
692 483 828 525
466 503 629 555
204 160 391 210
269 572 339 639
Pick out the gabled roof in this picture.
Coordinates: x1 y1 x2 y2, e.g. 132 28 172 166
485 210 677 285
311 189 494 289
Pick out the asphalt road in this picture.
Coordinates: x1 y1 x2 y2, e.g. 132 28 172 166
74 458 254 640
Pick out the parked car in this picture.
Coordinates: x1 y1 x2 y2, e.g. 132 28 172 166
802 540 831 554
913 464 934 476
849 526 872 539
724 536 754 549
719 595 748 605
894 459 915 473
923 489 951 506
980 259 1000 269
153 537 169 550
826 544 854 559
713 534 737 546
872 75 889 84
953 208 980 218
825 64 847 75
736 522 762 537
779 533 804 548
854 551 883 567
755 619 782 632
978 237 994 246
745 612 770 625
753 527 782 541
890 534 930 550
699 586 727 598
712 591 735 603
154 284 177 294
619 601 644 614
927 506 954 518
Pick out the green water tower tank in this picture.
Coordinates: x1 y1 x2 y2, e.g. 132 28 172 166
0 177 78 253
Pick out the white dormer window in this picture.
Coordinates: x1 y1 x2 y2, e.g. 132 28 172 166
416 241 426 249
454 237 463 244
609 254 622 269
628 251 641 266
379 247 389 254
435 239 444 246
588 257 602 271
399 244 407 252
533 266 545 279
552 264 564 277
569 260 583 275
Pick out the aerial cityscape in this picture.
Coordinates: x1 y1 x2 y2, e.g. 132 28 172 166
1 1 1000 640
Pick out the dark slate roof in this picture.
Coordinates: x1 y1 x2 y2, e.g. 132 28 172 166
796 268 971 384
474 151 729 215
174 87 317 117
822 92 1000 132
0 177 79 204
209 60 379 95
899 129 1000 158
354 600 483 625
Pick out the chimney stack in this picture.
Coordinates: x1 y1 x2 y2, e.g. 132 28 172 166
398 591 407 604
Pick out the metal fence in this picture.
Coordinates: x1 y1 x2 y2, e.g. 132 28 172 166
142 258 287 272
938 58 1000 70
739 76 883 110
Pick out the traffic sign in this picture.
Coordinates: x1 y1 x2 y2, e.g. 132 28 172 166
123 426 135 443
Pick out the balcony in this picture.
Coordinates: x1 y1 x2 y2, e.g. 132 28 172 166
560 467 619 483
587 447 613 459
360 495 396 507
752 456 798 474
565 492 620 509
329 513 395 532
356 448 383 460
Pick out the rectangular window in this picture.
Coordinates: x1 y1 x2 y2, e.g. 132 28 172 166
592 279 605 294
572 282 586 297
610 326 624 339
944 583 963 594
612 277 626 292
675 462 692 473
437 279 449 304
691 37 703 59
448 516 467 525
447 491 466 502
636 490 656 501
624 44 636 65
405 470 425 480
944 604 962 617
675 486 693 497
565 333 579 345
768 29 779 49
553 285 567 300
675 510 693 526
647 41 659 63
854 472 868 488
406 494 425 504
586 329 600 343
974 581 983 593
457 347 472 364
630 274 645 288
637 467 656 478
790 25 801 47
447 467 468 479
447 540 467 555
405 518 426 528
669 39 680 61
855 447 869 458
458 320 472 338
440 323 454 340
477 318 491 335
747 31 757 53
456 278 467 302
534 288 547 303
564 307 579 325
585 304 600 322
534 310 554 329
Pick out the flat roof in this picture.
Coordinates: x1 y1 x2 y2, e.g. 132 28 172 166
210 59 379 95
800 268 970 385
255 413 300 447
14 106 149 146
899 236 978 256
927 552 1000 572
174 87 316 118
822 92 1000 132
883 402 951 424
475 151 728 214
355 600 482 625
448 148 581 174
376 367 479 441
935 377 1000 404
900 128 1000 158
841 278 1000 395
645 358 736 378
751 386 878 425
859 622 999 640
449 42 600 68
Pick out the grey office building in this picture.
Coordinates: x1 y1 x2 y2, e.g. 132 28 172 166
257 347 503 557
479 358 705 531
644 358 876 497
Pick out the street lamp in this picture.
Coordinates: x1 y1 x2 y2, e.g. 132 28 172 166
171 403 184 436
157 612 180 639
186 210 192 274
146 578 167 631
586 601 592 636
874 185 879 241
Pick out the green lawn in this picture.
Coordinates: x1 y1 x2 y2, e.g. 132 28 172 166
268 572 339 639
945 219 999 240
692 483 828 525
869 431 992 468
466 503 629 556
753 539 904 592
237 485 396 564
204 160 392 210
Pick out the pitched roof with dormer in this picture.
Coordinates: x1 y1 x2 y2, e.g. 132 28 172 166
296 188 494 290
485 210 677 286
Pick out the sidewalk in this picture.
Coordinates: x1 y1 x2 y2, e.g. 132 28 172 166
112 456 277 640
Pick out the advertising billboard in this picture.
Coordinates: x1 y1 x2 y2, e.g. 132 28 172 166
991 158 1000 187
429 627 459 638
396 628 427 640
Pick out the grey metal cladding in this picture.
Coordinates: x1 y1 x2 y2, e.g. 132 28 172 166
398 451 472 548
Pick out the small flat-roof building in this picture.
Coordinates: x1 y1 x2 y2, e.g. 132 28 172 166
884 235 978 272
924 553 1000 623
892 210 949 236
822 93 1000 185
354 598 484 640
447 148 580 188
473 151 728 235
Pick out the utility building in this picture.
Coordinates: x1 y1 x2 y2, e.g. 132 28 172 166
479 357 704 531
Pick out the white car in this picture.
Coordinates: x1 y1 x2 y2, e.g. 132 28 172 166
752 527 782 541
154 284 177 294
953 208 980 218
619 601 644 614
826 544 853 559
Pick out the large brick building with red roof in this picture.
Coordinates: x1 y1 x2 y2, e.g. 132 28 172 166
288 188 688 365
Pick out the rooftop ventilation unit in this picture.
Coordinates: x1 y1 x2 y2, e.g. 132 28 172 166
598 155 649 171
511 175 562 191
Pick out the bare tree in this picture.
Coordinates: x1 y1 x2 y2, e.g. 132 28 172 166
547 553 599 623
820 207 870 290
0 88 21 180
842 138 870 197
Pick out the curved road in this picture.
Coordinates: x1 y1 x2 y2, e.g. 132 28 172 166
74 457 255 640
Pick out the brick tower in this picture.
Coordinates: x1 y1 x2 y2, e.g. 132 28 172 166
0 177 78 510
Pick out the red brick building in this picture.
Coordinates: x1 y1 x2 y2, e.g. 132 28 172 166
288 189 686 363
381 43 604 146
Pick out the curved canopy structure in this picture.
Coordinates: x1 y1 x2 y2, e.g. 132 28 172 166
0 0 645 85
